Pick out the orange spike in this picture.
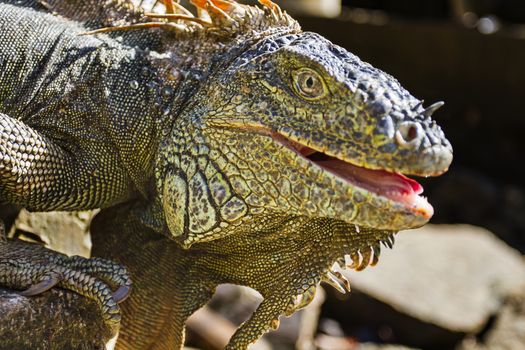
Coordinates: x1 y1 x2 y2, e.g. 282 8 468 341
157 0 193 16
145 13 212 26
164 0 175 14
259 0 279 11
191 0 233 11
190 0 205 9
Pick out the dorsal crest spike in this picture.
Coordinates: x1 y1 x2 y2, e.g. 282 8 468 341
258 0 278 12
78 0 300 39
191 0 235 11
200 0 235 26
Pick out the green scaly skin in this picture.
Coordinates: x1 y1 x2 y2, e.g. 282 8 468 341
0 0 452 348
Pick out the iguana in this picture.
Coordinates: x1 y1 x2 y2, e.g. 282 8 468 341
0 0 453 349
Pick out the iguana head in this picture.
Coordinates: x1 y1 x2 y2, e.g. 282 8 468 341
156 2 452 248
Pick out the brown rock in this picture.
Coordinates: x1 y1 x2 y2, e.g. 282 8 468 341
343 224 525 333
0 287 114 350
14 210 96 257
459 287 525 350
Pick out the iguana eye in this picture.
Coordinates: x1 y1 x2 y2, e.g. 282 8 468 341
292 68 327 100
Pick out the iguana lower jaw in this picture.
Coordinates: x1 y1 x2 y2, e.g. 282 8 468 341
300 151 434 219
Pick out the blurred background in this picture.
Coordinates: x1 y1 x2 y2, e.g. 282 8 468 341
6 0 525 349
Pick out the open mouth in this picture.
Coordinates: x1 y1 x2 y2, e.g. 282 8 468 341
216 121 435 220
278 135 434 219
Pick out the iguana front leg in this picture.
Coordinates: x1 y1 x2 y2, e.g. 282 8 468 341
225 296 289 350
0 113 132 211
0 220 132 332
90 207 217 350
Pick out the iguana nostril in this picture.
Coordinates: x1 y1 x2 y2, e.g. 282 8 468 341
406 125 418 141
395 122 423 148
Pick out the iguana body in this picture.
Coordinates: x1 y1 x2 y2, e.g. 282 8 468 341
0 0 452 349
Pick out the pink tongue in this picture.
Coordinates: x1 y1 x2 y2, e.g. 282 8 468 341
395 173 423 194
317 158 422 197
316 157 434 219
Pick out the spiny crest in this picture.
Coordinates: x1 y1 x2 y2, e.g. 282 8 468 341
82 0 301 39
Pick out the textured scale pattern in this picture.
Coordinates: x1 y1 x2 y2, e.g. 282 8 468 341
91 201 396 349
0 221 131 331
0 3 141 210
0 0 452 349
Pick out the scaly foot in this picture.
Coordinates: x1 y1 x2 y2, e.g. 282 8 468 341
0 221 131 332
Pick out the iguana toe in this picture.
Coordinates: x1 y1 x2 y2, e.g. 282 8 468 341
0 238 130 330
112 284 132 303
64 254 133 302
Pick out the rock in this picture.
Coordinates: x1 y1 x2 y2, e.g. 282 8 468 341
321 224 525 348
458 287 525 350
343 224 525 334
14 209 96 257
186 305 272 350
1 210 112 349
0 287 114 350
194 284 325 350
314 334 356 350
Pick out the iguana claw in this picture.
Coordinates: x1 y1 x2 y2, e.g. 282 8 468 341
19 274 60 296
0 237 131 330
113 284 132 303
